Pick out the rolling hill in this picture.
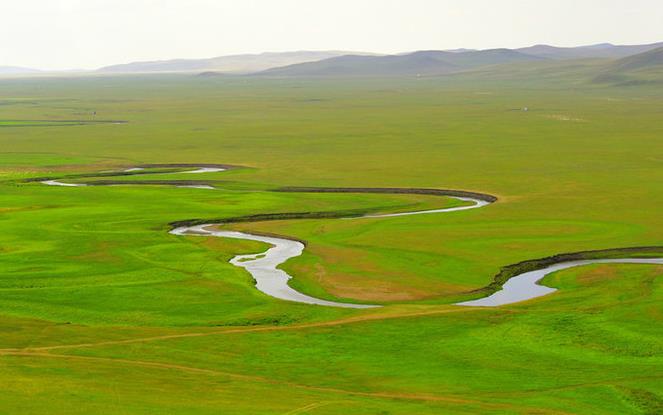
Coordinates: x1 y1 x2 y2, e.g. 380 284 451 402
98 51 377 74
593 46 663 84
517 42 663 60
257 48 544 77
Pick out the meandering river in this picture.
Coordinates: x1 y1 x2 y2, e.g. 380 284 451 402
456 258 663 307
40 166 662 309
170 195 490 308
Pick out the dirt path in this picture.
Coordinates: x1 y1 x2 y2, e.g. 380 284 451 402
2 350 567 413
2 351 476 405
1 349 578 414
0 307 487 353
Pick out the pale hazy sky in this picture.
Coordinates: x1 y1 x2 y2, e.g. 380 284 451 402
2 0 662 70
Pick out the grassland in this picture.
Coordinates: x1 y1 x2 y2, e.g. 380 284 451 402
0 119 122 127
0 74 662 414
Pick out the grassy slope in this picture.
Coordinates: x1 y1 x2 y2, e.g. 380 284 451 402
0 74 662 413
593 47 663 84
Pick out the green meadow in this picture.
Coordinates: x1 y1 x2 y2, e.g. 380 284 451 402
0 74 662 414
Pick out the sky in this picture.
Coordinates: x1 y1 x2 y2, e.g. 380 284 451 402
1 0 662 70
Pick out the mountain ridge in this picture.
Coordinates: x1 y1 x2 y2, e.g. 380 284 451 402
2 41 662 77
517 41 663 60
256 48 544 77
98 51 380 74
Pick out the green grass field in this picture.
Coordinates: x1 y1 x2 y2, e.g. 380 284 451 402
0 74 662 414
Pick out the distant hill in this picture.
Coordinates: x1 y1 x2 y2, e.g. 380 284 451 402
517 42 663 60
257 49 544 77
98 51 377 74
444 48 477 53
446 58 608 86
3 41 662 80
607 46 663 71
593 46 663 84
0 66 40 74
